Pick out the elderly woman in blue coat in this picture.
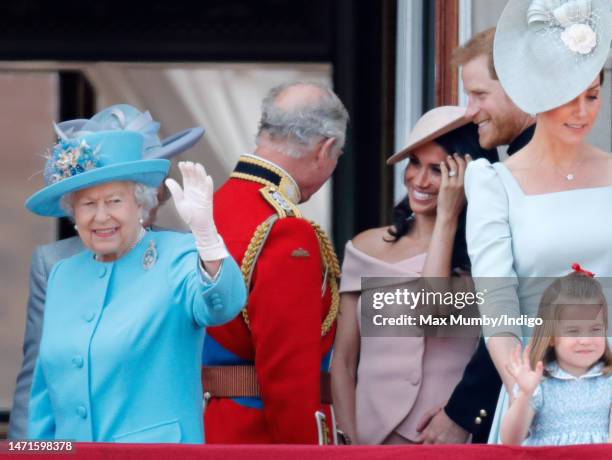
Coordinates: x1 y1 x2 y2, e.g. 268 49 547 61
24 107 247 443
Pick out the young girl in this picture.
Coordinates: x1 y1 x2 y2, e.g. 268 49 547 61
501 269 612 445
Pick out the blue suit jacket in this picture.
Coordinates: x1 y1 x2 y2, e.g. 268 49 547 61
26 231 245 443
9 236 84 439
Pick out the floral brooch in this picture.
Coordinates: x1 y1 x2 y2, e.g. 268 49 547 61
527 0 598 55
44 138 101 185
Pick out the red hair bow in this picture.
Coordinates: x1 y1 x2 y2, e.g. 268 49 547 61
571 263 594 278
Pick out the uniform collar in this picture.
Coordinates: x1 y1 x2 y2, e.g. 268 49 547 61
507 124 535 155
546 361 604 380
231 154 301 204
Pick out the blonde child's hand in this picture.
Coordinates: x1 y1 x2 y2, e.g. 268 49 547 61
506 344 543 397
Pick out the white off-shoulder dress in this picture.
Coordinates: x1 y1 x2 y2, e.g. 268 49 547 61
464 158 612 444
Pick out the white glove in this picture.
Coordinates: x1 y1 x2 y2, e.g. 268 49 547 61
165 161 229 261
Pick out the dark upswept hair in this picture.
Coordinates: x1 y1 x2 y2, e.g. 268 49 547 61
386 122 498 271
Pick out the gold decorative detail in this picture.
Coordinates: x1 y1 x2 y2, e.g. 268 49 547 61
278 176 300 204
240 216 274 329
310 221 340 337
231 155 301 204
315 411 332 445
291 248 310 258
239 216 340 337
322 416 331 445
231 171 272 189
259 185 301 218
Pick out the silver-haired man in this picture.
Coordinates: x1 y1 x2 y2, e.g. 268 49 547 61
202 82 349 444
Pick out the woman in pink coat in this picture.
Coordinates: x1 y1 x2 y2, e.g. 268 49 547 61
331 106 495 444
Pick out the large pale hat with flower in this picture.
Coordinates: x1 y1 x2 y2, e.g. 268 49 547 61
25 104 204 217
494 0 611 114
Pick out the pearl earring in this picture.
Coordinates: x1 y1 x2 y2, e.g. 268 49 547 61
74 224 78 230
139 218 144 225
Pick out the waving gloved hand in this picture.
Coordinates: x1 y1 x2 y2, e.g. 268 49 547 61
165 161 229 261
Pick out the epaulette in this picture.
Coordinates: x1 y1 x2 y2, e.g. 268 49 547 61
259 185 302 218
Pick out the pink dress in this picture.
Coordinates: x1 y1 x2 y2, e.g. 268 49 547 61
339 241 477 444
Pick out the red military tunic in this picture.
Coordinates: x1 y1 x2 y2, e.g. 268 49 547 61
203 154 338 444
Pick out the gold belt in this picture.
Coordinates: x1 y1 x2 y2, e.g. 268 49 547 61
202 365 332 405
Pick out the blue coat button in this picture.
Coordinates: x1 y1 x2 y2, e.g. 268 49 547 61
76 406 88 419
83 312 96 322
72 355 84 368
98 266 107 278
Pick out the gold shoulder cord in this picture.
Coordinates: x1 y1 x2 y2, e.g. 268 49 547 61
310 221 340 337
240 196 340 337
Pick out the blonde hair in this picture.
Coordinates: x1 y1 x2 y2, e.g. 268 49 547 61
451 27 498 80
529 272 612 376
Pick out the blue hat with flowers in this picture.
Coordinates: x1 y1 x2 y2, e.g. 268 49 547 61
55 104 205 161
25 104 203 217
494 0 611 114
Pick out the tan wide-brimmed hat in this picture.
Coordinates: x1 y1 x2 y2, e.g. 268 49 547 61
387 106 470 165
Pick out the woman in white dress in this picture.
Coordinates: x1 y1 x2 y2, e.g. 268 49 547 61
464 0 612 443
